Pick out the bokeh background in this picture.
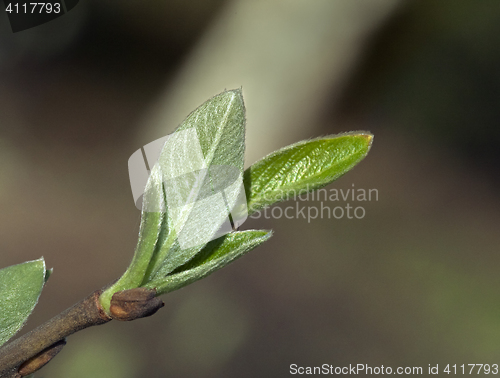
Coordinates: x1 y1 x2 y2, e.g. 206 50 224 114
1 1 500 377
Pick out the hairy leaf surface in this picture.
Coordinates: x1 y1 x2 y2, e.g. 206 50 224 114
244 132 373 214
0 258 47 347
146 89 246 279
145 230 271 295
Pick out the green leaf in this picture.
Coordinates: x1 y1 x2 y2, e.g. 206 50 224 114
144 89 246 281
100 165 165 314
244 132 373 214
144 230 272 295
0 258 47 347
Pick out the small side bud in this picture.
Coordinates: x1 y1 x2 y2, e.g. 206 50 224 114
109 288 164 321
18 339 66 376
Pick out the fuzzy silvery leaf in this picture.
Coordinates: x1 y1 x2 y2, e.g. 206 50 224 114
145 89 246 280
0 258 47 347
144 230 271 295
244 132 373 214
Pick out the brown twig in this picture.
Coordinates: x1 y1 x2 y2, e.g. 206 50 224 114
0 288 163 377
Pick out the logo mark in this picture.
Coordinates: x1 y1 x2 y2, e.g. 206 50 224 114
3 1 79 33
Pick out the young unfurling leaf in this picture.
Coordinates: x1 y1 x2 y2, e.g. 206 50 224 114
244 132 373 214
144 230 272 295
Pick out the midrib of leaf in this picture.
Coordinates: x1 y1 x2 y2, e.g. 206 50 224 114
250 153 328 196
265 145 359 190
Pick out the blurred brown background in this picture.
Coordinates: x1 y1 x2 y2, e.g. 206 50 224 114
1 1 500 377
